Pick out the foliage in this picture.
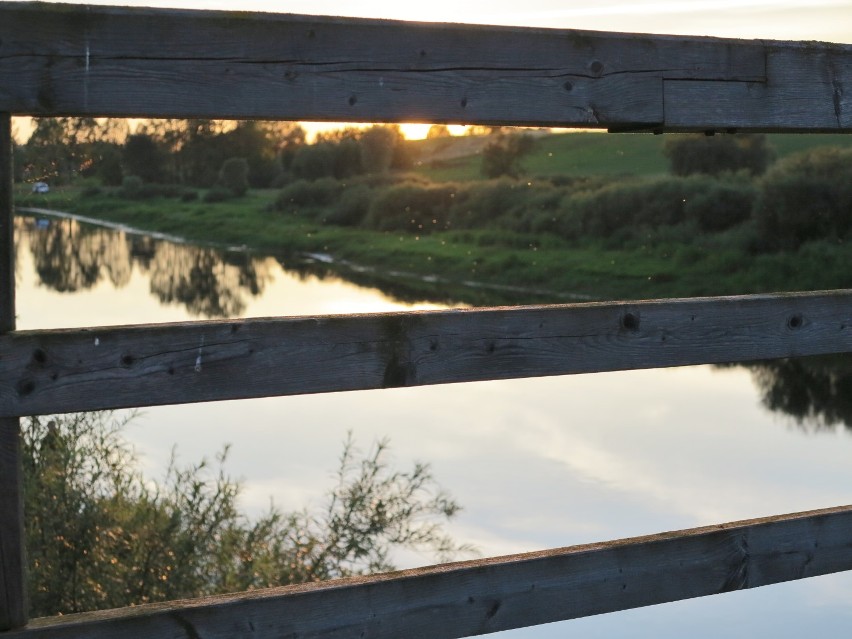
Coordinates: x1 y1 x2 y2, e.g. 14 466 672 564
291 141 341 181
481 133 535 179
748 356 852 430
275 178 345 212
120 175 143 198
753 147 852 250
364 181 456 232
23 412 470 617
202 185 235 203
554 175 756 242
360 126 399 174
219 157 250 197
123 134 168 183
663 134 774 177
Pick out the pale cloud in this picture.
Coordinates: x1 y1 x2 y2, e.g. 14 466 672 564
5 0 851 41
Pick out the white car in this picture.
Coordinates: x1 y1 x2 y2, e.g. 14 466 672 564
31 182 50 194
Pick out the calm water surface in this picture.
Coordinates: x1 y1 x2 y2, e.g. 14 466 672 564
14 213 852 638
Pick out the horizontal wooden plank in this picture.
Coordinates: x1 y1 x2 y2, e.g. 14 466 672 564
1 290 850 417
665 45 852 131
22 2 852 131
6 505 852 638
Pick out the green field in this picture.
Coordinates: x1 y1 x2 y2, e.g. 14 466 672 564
413 131 852 182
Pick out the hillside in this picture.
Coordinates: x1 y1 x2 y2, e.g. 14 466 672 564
411 131 852 182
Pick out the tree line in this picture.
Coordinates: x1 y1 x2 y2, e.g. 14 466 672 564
14 117 418 194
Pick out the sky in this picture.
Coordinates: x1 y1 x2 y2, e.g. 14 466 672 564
11 0 852 41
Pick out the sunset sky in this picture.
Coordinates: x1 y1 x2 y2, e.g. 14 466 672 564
15 0 852 41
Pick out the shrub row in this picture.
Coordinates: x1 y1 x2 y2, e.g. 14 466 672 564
272 145 852 252
274 174 756 243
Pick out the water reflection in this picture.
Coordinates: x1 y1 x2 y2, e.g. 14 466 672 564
19 215 271 317
15 213 852 430
746 357 852 431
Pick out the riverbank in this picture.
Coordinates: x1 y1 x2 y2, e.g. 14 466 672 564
15 185 852 306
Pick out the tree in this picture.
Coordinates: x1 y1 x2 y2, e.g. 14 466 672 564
663 133 774 177
123 134 167 183
426 125 451 139
219 157 250 196
481 133 535 178
23 412 471 617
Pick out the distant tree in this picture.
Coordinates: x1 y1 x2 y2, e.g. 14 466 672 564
360 125 399 174
23 412 471 617
123 134 167 183
19 118 131 184
291 142 338 180
481 133 535 178
427 124 451 139
219 157 250 196
81 142 124 186
663 134 774 177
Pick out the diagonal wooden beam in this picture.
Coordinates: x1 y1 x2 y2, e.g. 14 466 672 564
6 505 852 639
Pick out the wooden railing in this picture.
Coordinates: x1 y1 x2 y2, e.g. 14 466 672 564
1 3 851 636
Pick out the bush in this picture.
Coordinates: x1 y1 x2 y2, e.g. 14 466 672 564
219 157 250 196
326 183 373 226
683 181 756 232
291 142 338 180
275 178 343 212
364 182 456 232
203 185 234 203
119 175 143 198
664 134 774 177
549 175 753 242
481 133 535 178
23 413 470 616
754 147 852 250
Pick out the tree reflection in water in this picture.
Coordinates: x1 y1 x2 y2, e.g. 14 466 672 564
19 215 270 317
16 214 852 431
747 356 852 431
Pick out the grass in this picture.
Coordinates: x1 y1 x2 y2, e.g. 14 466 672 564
16 180 852 307
15 130 852 306
413 131 852 183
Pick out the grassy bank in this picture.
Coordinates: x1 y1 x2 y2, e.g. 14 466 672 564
16 180 852 306
412 131 852 182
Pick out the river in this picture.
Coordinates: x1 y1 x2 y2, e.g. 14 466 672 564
13 212 852 638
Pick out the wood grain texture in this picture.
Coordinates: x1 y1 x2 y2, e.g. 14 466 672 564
0 112 26 631
24 2 852 131
665 45 852 131
0 418 26 632
0 113 12 335
1 290 850 418
5 505 852 639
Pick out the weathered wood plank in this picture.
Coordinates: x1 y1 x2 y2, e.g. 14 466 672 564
665 45 852 131
0 112 27 631
27 2 852 131
0 418 26 632
6 505 852 639
0 112 12 336
1 290 850 417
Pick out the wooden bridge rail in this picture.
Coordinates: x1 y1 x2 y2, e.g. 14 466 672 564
1 2 851 635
